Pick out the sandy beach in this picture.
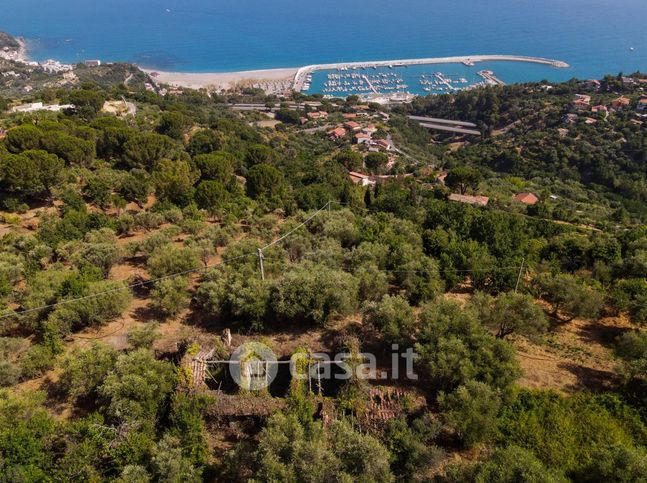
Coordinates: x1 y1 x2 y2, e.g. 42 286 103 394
142 67 298 93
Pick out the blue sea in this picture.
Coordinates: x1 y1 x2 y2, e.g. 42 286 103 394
1 0 646 94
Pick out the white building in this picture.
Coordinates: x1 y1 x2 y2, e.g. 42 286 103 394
11 102 74 113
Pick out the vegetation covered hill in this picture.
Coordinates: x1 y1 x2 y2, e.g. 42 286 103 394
0 62 645 481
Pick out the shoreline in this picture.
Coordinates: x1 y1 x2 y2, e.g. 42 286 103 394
0 36 28 63
2 35 570 95
141 67 298 93
142 54 569 92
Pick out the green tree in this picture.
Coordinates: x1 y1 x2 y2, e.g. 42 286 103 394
156 111 192 140
123 132 176 170
4 125 43 153
272 262 358 325
445 166 483 194
0 391 56 480
615 331 647 381
40 131 95 166
574 445 647 483
1 150 64 198
335 150 363 171
498 390 647 475
152 158 199 205
151 434 202 483
147 245 200 279
253 413 393 482
275 108 301 125
194 180 230 215
365 152 388 173
438 380 502 447
415 299 520 391
127 323 161 349
246 163 287 206
476 291 549 339
193 151 236 183
151 277 190 318
59 343 118 402
245 144 275 167
68 88 107 119
186 129 221 156
98 348 176 428
445 445 567 483
362 294 415 345
533 273 604 322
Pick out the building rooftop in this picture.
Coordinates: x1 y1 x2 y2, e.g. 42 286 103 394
448 193 489 206
514 192 539 205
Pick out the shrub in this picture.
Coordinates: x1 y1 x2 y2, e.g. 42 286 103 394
271 262 358 325
147 245 200 279
438 380 502 447
151 277 190 318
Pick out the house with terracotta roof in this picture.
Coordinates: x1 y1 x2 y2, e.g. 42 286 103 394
342 113 358 120
307 111 328 120
448 193 489 207
591 105 608 114
362 124 378 135
514 192 539 205
572 94 591 111
344 121 361 131
354 133 371 145
637 98 647 111
583 79 601 90
375 139 393 151
611 96 631 110
328 127 347 140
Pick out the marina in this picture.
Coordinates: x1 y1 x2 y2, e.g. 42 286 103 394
295 55 569 99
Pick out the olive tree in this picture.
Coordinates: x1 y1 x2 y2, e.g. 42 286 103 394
271 262 358 325
475 291 549 339
437 380 502 447
533 273 604 322
362 295 415 345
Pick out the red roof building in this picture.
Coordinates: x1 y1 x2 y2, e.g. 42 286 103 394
611 96 631 109
354 133 371 144
344 121 361 131
514 192 539 205
328 127 347 140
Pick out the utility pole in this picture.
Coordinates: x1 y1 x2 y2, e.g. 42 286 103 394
515 257 525 293
257 248 265 281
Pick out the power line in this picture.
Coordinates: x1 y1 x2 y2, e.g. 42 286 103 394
260 202 331 251
0 201 336 321
0 252 255 320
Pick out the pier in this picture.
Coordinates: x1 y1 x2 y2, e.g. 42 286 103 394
293 54 569 91
477 70 505 86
